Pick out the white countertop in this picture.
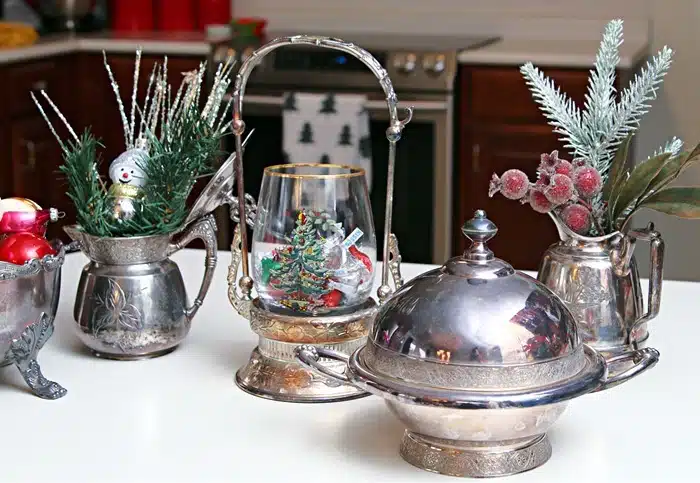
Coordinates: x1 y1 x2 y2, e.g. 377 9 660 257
3 249 694 483
0 31 650 69
457 37 649 69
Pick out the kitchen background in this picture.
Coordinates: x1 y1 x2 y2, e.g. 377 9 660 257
0 0 698 280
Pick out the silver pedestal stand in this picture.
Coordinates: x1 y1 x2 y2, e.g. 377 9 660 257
227 35 412 403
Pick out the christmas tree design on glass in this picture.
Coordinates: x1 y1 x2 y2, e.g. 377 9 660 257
299 123 314 144
266 211 332 312
259 209 373 313
338 125 352 146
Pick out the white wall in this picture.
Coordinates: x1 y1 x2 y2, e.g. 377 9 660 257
232 0 700 280
232 0 650 40
634 0 700 281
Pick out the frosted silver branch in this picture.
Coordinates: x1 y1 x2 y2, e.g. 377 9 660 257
103 50 130 148
30 92 67 152
581 19 623 166
521 19 674 178
610 46 673 149
129 48 142 148
138 62 159 141
649 136 683 159
520 63 584 153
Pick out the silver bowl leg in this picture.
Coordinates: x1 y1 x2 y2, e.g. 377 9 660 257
7 313 66 400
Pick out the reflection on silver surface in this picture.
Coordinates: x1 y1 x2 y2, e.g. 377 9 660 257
296 210 661 478
371 210 578 365
538 214 665 356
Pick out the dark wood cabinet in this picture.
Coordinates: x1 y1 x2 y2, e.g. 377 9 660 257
456 65 618 270
0 55 74 241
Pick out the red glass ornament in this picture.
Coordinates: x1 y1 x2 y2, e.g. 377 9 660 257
156 0 196 31
0 209 57 237
111 0 154 32
321 289 343 308
0 233 56 265
197 0 231 30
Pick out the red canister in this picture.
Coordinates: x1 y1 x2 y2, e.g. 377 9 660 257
111 0 154 32
197 0 231 30
156 0 196 31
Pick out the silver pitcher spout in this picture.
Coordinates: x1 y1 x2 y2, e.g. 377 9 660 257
539 214 665 356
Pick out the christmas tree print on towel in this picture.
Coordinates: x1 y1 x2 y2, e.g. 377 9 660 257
319 93 337 114
267 211 332 312
359 135 371 158
338 125 352 146
319 154 330 164
299 123 314 144
283 93 297 111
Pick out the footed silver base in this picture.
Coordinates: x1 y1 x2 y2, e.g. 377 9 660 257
399 431 552 478
235 337 368 403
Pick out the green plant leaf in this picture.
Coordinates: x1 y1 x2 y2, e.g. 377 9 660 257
610 151 672 226
603 133 633 201
645 142 700 197
640 187 700 218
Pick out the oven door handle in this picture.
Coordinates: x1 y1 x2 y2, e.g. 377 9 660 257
230 94 449 113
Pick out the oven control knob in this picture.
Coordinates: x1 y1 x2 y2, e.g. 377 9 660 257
394 53 417 74
423 54 447 76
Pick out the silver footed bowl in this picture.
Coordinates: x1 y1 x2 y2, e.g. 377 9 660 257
297 210 660 478
0 242 67 399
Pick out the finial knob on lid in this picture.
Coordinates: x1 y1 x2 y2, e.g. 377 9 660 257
461 210 497 262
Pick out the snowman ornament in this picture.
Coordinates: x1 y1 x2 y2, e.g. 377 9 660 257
108 147 148 222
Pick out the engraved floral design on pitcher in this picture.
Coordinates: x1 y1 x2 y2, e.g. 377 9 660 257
91 278 143 338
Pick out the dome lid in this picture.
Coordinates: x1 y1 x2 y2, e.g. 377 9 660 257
368 210 580 369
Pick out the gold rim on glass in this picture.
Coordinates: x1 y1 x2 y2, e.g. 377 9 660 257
263 163 366 179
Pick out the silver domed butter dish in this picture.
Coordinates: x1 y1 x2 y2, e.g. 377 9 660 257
297 210 660 478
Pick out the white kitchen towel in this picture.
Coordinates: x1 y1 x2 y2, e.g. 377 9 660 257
282 92 373 192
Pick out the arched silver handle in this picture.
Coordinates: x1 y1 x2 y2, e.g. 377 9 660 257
230 35 413 303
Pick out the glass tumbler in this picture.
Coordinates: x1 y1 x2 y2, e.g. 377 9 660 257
252 164 377 315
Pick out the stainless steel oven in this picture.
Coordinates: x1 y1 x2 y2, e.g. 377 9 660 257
210 33 498 264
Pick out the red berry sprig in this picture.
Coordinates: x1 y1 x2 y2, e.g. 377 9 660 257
488 150 605 236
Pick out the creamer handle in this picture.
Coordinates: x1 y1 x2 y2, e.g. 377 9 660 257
168 215 218 321
627 223 665 339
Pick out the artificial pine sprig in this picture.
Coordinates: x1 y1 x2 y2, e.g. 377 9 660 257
56 131 116 236
521 19 673 178
489 19 700 237
33 49 234 238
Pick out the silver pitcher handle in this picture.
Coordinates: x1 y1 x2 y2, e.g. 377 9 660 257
626 223 665 339
168 214 218 321
227 223 254 320
295 345 354 385
231 35 413 304
596 347 660 391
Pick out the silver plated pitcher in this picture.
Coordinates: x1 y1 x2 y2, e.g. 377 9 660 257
538 214 664 356
64 215 217 359
0 243 66 399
